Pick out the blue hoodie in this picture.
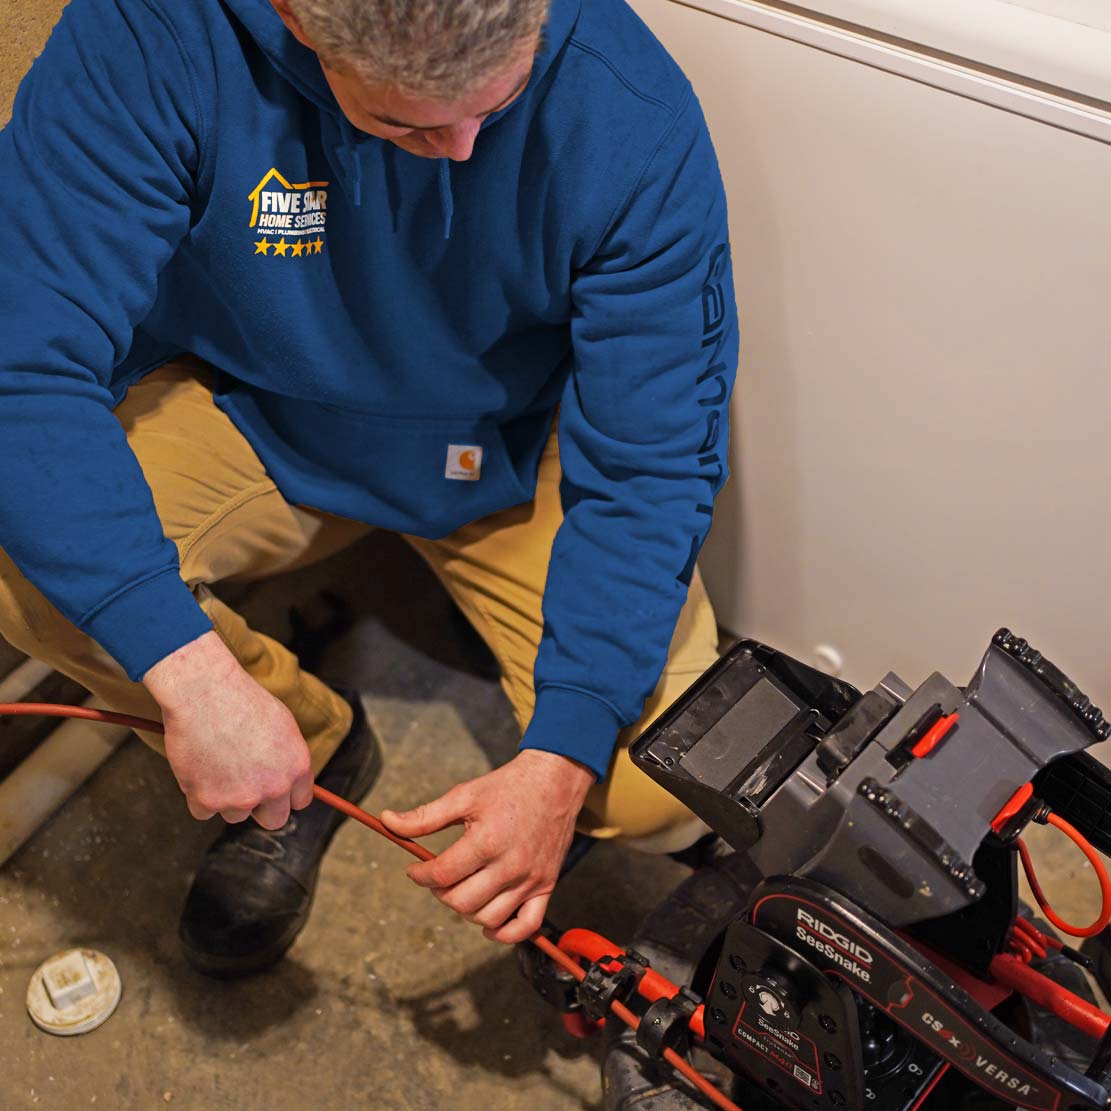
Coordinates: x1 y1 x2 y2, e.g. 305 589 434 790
0 0 738 779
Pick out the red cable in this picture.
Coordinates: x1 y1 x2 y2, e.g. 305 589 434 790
907 1063 950 1111
557 927 707 1041
0 701 742 1111
531 934 734 1111
1013 917 1062 952
1017 811 1111 938
1009 918 1047 961
312 784 435 861
0 702 171 732
990 953 1111 1041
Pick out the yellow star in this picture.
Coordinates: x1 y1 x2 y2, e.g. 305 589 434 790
291 240 305 257
312 237 324 254
273 238 290 257
254 238 272 255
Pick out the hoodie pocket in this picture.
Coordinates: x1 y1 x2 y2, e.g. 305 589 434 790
216 385 531 538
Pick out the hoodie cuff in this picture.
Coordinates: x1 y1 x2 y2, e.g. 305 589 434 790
520 686 625 781
79 566 214 682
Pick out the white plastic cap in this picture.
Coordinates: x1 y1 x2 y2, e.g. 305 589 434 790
27 949 122 1036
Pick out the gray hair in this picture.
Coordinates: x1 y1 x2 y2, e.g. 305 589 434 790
287 0 550 99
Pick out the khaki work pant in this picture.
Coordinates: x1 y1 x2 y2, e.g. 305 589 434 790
0 356 720 847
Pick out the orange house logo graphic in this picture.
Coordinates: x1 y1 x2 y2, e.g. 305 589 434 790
247 168 329 258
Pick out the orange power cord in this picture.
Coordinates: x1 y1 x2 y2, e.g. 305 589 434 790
1016 811 1111 939
0 701 742 1111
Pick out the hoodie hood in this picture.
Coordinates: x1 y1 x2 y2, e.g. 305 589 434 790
221 0 583 236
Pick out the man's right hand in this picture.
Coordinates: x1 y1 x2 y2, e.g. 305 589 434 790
142 630 314 830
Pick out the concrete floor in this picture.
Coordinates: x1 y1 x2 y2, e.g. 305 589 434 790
0 535 692 1110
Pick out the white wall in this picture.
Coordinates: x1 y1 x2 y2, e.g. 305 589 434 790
778 0 1111 101
630 0 1111 709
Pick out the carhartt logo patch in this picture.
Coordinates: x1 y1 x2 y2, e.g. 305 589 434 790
445 445 482 481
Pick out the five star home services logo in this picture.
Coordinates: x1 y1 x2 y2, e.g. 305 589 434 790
247 168 329 259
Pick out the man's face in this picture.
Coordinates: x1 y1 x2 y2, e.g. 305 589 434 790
270 0 537 162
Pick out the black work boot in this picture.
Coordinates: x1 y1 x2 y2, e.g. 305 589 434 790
178 687 382 978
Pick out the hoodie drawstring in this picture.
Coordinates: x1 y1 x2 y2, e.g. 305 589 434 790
339 115 363 208
352 148 363 207
437 159 455 240
338 115 455 238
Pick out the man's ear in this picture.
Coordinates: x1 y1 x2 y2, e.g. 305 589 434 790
268 0 315 52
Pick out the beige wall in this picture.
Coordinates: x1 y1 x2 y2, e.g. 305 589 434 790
631 0 1111 712
778 0 1111 101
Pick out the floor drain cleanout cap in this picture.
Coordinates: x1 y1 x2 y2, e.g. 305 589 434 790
26 949 122 1036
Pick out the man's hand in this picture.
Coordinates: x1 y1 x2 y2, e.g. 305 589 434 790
143 630 314 830
381 749 595 944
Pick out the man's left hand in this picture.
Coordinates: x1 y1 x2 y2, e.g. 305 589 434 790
380 749 595 944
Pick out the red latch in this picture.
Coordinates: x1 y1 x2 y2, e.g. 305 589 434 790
911 712 960 758
991 782 1034 834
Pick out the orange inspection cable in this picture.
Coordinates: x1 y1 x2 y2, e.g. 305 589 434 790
0 701 743 1111
1017 810 1111 939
